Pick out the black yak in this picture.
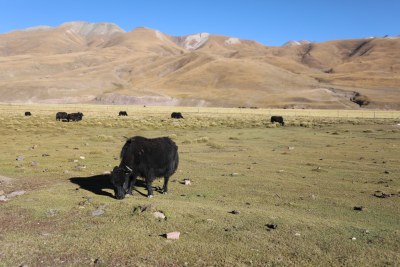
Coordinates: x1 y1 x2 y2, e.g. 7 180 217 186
118 111 128 116
171 112 184 119
67 112 84 122
25 112 31 116
111 136 179 199
56 112 68 121
271 116 285 126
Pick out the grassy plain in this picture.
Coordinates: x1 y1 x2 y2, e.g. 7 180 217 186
0 104 399 266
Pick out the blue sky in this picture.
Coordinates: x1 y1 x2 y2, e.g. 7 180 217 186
1 0 399 46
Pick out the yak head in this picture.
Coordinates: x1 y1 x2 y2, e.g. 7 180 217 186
111 165 133 199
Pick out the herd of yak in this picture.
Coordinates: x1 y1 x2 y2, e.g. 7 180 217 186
24 109 284 199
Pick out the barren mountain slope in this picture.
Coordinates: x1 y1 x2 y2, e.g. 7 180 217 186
0 22 399 109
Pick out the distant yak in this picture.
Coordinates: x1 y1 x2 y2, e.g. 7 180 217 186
66 112 84 122
271 116 284 126
56 112 68 121
171 112 184 119
24 112 31 116
118 111 128 116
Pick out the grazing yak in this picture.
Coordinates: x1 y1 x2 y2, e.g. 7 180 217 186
118 111 128 116
67 112 84 122
25 112 31 116
271 116 285 126
111 136 179 199
56 112 68 121
171 112 184 119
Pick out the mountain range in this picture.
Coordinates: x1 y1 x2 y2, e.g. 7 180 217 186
0 21 399 109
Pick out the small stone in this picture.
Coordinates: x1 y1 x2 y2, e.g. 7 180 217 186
42 153 50 157
80 156 85 160
30 161 38 167
351 237 356 241
0 195 7 202
154 211 166 220
295 232 301 237
92 208 104 216
384 170 390 174
230 173 239 176
166 231 180 239
266 224 278 230
16 155 24 161
7 190 26 199
183 179 191 185
73 159 79 163
230 210 240 215
353 206 364 211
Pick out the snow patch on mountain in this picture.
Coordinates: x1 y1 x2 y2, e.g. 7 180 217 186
60 21 125 37
174 33 210 50
282 40 312 47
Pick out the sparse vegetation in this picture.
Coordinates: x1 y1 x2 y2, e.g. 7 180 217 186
0 104 399 266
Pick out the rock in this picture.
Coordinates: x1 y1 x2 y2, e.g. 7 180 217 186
46 209 58 217
266 224 278 230
353 206 364 211
16 155 24 161
351 237 357 241
73 159 79 163
230 210 240 215
294 232 301 237
92 208 104 216
0 195 7 202
42 153 50 157
183 178 191 185
154 211 166 220
80 156 85 160
384 170 390 174
30 161 38 167
7 190 26 199
230 173 239 177
165 231 180 240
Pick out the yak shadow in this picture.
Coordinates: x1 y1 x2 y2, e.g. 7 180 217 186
69 174 149 198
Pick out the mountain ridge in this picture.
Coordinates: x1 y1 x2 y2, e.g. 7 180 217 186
0 21 399 109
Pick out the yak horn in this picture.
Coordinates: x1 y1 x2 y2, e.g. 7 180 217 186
125 165 133 172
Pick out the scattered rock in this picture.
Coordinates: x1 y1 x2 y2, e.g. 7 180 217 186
351 237 357 241
165 231 180 240
73 159 79 163
7 190 26 199
294 232 301 237
384 170 390 174
230 173 239 177
16 155 24 161
353 206 364 211
373 192 399 198
266 224 278 230
183 178 191 185
42 153 50 157
46 209 58 217
30 161 38 167
80 156 85 160
154 211 166 220
92 208 104 216
288 146 295 150
230 210 240 215
93 258 104 266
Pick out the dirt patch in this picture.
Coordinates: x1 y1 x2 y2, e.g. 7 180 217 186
0 175 14 185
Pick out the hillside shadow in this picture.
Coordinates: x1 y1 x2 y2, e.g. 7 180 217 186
69 174 148 198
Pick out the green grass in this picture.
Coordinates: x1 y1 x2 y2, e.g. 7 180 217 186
0 104 399 266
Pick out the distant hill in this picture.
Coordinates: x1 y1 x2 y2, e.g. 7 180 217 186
0 21 399 109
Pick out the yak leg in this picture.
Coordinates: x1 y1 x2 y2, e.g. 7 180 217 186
162 176 170 194
126 174 137 195
146 175 155 198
